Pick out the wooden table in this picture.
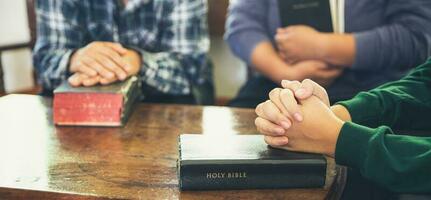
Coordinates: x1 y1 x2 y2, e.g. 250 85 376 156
0 94 337 199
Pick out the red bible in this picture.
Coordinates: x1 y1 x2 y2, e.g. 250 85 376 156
53 76 140 126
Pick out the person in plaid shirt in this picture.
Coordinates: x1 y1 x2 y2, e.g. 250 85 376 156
33 0 213 104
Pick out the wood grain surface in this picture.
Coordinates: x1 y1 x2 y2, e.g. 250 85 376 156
0 94 333 199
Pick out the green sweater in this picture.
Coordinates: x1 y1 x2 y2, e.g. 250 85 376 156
335 59 431 193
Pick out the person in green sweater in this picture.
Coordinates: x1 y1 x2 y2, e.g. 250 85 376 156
254 59 431 194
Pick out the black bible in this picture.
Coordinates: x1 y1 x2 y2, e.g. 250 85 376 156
278 0 345 33
178 134 327 190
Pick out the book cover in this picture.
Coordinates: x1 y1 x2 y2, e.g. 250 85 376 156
278 0 343 33
53 76 140 126
178 134 327 190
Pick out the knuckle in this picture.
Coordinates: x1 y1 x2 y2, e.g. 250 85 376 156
262 100 272 109
255 103 263 115
254 118 260 126
255 119 267 132
81 56 92 63
88 42 100 49
302 78 312 84
125 65 133 72
100 79 109 85
280 89 293 99
108 76 116 82
265 136 279 146
87 59 97 66
291 80 301 86
102 60 112 68
80 56 90 63
261 123 271 133
120 60 128 67
273 139 283 146
269 88 281 99
275 114 284 123
256 127 262 134
264 136 272 145
113 67 122 74
83 81 91 86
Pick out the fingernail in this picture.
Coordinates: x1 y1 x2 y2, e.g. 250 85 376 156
281 121 291 129
296 89 306 97
294 113 303 122
125 65 132 72
280 137 289 144
120 73 127 80
275 128 285 135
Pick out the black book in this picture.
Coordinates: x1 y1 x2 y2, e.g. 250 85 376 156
278 0 344 33
178 134 327 190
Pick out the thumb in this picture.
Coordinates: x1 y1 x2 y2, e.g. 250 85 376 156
296 79 330 107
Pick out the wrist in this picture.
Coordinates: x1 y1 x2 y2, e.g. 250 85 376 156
316 33 331 60
125 49 142 75
330 105 352 122
261 58 293 84
251 41 292 83
68 49 81 73
319 34 355 67
325 118 344 157
274 63 296 83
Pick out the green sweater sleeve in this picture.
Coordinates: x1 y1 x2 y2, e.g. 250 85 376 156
337 59 431 130
336 122 431 193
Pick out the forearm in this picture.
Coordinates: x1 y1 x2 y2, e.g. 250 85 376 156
33 48 74 91
352 23 431 72
335 60 431 130
138 50 208 95
120 48 141 76
319 33 355 67
225 0 269 64
34 0 82 92
335 122 431 193
251 42 292 83
350 0 431 72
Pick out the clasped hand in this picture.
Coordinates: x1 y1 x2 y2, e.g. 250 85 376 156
68 42 141 87
275 25 344 87
275 25 327 64
255 79 345 157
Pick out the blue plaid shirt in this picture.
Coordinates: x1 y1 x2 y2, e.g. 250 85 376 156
33 0 211 96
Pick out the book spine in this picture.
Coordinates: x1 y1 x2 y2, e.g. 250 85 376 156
179 162 326 190
120 78 141 125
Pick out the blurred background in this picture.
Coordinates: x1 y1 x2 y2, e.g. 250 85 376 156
0 0 245 105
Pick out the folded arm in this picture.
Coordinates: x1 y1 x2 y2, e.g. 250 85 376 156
351 0 431 71
337 60 431 130
224 0 289 82
276 0 431 70
336 122 431 193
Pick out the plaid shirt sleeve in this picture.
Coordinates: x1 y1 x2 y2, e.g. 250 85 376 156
33 0 210 96
137 0 210 95
32 0 82 93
